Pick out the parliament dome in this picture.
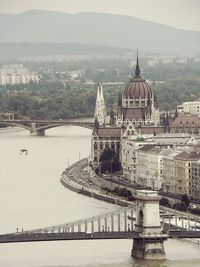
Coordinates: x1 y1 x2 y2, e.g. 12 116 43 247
123 57 152 101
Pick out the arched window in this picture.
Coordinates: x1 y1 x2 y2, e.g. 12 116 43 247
111 142 115 150
132 119 136 125
105 142 109 149
94 142 97 150
117 142 120 149
100 142 103 149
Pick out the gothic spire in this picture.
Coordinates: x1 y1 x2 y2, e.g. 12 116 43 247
94 82 107 126
135 49 140 77
100 82 104 100
97 82 101 101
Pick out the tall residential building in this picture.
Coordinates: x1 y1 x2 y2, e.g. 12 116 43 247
191 161 200 200
136 145 173 190
163 151 200 196
0 64 39 85
122 137 155 183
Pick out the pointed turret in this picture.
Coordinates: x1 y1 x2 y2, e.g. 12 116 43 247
100 82 104 100
110 106 115 126
96 82 101 101
94 82 107 126
175 107 178 118
135 49 141 77
165 112 170 133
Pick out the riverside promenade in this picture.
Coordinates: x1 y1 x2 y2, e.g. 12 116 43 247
60 158 132 207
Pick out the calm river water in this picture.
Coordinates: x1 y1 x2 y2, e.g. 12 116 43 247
0 126 200 267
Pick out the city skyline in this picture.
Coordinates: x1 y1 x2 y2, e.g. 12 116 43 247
0 0 199 32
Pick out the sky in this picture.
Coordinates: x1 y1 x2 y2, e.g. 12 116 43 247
0 0 200 31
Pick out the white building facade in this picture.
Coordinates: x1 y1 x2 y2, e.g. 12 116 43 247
177 101 200 116
0 65 39 86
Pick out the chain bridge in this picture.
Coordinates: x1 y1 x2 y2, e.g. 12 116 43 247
0 190 200 260
0 119 94 136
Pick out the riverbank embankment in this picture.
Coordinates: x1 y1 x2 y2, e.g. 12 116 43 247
60 158 132 207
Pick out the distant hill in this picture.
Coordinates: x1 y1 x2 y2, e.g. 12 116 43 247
0 43 131 60
0 10 200 53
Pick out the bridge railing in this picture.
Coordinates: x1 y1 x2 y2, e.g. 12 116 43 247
15 204 137 235
160 206 200 232
11 203 200 236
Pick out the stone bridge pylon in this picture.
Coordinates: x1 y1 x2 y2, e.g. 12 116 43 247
132 190 167 260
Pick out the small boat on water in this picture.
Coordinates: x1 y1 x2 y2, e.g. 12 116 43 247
20 149 28 155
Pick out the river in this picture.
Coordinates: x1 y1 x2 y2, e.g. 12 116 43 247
0 126 199 267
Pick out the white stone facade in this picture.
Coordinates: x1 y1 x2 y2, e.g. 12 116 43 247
136 146 166 189
122 137 155 182
177 101 200 116
0 65 39 85
191 161 200 200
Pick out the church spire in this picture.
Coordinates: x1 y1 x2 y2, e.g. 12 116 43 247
97 82 101 101
135 49 140 77
94 82 107 126
100 82 104 100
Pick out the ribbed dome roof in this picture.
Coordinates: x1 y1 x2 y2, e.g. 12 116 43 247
123 56 152 100
123 76 152 99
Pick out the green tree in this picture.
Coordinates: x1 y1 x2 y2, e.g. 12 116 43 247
160 197 170 207
99 147 121 173
181 194 190 208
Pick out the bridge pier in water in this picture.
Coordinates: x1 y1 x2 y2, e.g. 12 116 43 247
30 123 45 136
132 190 168 260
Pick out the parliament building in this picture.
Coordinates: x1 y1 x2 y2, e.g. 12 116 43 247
91 55 166 170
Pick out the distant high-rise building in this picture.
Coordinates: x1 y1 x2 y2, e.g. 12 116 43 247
0 64 39 86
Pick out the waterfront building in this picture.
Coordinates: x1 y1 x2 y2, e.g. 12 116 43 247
91 55 165 171
162 150 182 194
163 150 200 196
90 53 200 203
121 132 200 184
91 126 121 170
177 101 200 116
136 145 174 190
122 136 155 182
170 115 200 134
174 152 200 196
116 54 161 130
191 161 200 200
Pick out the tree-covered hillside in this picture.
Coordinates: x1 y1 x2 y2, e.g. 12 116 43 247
1 59 200 119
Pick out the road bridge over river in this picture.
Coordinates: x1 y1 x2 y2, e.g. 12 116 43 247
1 192 200 259
0 119 94 135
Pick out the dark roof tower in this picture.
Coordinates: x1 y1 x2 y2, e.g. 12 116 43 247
135 49 141 77
123 51 152 101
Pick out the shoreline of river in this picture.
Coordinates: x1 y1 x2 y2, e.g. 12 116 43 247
60 159 132 207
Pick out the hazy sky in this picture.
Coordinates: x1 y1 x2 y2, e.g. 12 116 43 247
0 0 200 31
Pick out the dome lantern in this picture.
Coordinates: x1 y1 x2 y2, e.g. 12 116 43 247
134 50 141 77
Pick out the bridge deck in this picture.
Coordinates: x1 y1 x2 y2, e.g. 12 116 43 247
0 230 199 244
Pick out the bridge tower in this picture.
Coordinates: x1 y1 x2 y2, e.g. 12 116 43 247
132 190 167 260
